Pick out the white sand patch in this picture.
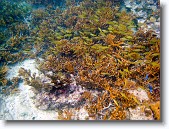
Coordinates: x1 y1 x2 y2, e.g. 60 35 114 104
6 59 41 91
129 106 154 120
1 84 58 120
128 87 149 103
1 59 58 120
6 59 40 80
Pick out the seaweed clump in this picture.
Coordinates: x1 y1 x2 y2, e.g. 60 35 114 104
0 0 32 28
0 0 35 69
17 0 160 120
0 66 8 86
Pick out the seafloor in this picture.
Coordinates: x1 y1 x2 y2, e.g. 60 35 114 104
0 0 160 120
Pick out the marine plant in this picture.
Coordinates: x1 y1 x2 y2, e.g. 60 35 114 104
2 0 160 120
0 0 36 96
0 0 32 28
27 0 65 7
0 66 8 86
0 0 34 67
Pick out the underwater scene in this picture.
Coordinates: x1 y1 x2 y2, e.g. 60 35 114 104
0 0 160 120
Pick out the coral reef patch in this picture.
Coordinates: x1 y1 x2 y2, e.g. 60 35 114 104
0 0 160 120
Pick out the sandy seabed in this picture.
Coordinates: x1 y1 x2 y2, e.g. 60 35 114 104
0 59 58 120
